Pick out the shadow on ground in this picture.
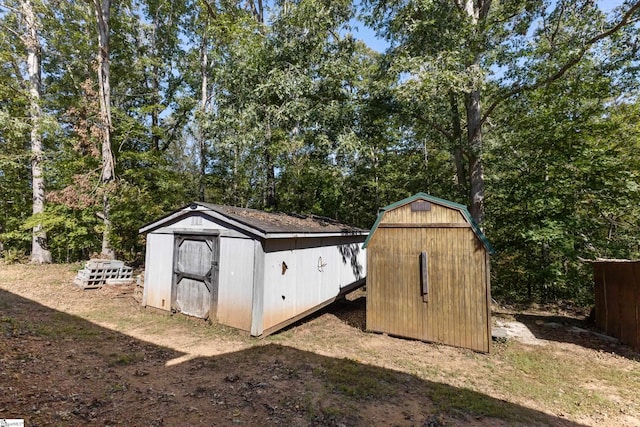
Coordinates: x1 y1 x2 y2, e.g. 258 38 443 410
274 293 367 335
0 288 587 426
514 313 640 361
330 295 367 331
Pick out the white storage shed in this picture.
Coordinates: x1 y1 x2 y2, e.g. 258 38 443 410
139 203 367 336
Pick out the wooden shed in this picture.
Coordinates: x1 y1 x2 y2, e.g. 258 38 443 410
363 193 494 353
139 203 367 336
592 260 640 352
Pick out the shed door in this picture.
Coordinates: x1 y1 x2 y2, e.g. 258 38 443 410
172 235 220 319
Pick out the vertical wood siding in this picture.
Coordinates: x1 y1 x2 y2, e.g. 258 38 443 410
366 202 490 353
593 261 640 352
142 233 174 311
217 237 255 332
380 201 466 224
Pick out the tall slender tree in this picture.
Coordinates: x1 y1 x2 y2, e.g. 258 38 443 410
19 0 51 263
0 3 31 257
93 0 115 258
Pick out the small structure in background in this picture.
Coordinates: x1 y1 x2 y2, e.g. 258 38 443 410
139 203 367 337
363 193 494 353
591 259 640 352
74 259 134 289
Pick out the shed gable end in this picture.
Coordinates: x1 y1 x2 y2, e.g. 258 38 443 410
363 193 494 254
380 201 466 225
170 212 229 231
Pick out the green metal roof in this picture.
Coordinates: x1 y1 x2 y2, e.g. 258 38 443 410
362 193 495 254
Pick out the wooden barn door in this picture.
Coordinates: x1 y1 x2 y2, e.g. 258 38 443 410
172 234 220 319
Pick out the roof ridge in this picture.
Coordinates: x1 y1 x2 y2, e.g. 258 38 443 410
197 202 366 233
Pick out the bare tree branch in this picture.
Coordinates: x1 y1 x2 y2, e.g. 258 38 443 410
9 58 27 90
328 28 341 43
0 2 22 15
487 10 520 27
0 21 25 42
245 0 263 23
416 113 454 142
452 0 464 13
479 0 492 21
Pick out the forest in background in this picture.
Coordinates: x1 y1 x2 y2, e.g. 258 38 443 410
1 0 639 305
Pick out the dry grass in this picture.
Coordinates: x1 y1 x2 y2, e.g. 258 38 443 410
1 263 639 426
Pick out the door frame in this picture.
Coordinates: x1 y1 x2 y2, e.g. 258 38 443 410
171 231 220 320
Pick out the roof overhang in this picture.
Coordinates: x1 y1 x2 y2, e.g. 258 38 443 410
139 203 368 240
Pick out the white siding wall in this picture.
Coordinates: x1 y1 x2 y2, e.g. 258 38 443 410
142 232 174 311
261 237 366 331
217 236 255 332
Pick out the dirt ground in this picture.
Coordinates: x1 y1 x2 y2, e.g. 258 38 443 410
1 263 639 426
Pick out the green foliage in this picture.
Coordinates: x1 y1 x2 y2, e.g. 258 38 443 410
110 151 198 264
1 0 640 308
21 206 100 263
486 62 640 304
0 3 32 258
364 0 640 303
1 248 28 264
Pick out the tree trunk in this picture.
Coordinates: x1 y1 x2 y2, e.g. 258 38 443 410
462 0 486 225
466 87 485 225
448 91 467 193
198 130 207 202
22 0 51 264
264 119 276 209
232 146 239 204
150 9 160 151
151 65 160 151
248 0 264 23
198 26 208 201
94 0 116 259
